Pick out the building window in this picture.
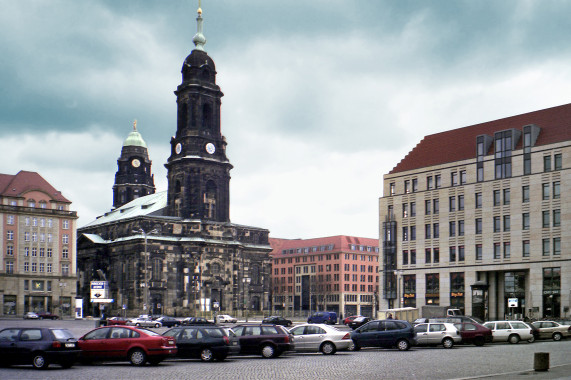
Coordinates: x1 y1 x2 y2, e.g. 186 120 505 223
475 218 482 234
5 262 14 274
425 200 431 215
32 248 37 257
425 249 431 264
449 221 456 237
451 172 458 186
31 263 37 272
39 248 44 257
425 224 431 239
62 264 69 276
458 195 464 211
24 232 30 241
433 248 439 263
458 246 465 261
410 202 416 217
402 227 408 242
410 225 416 241
410 249 416 265
24 262 29 272
458 220 464 236
427 176 433 190
389 182 395 195
493 216 501 232
493 190 500 206
518 188 528 207
435 175 441 189
495 132 513 179
522 213 530 230
460 170 467 185
449 196 456 212
32 233 37 242
553 181 560 199
47 248 52 258
425 274 440 305
403 250 408 265
493 243 501 259
503 242 510 258
7 215 14 225
553 238 561 255
543 155 551 172
542 211 550 228
47 219 53 228
47 263 52 273
403 204 408 218
503 189 510 205
477 167 484 182
6 246 14 256
63 220 69 229
39 263 44 272
62 248 69 259
474 244 484 262
542 239 550 256
62 234 69 244
412 179 418 192
433 223 439 239
32 218 37 226
404 180 410 194
449 247 456 262
503 215 510 232
522 240 530 257
6 230 14 240
553 209 561 227
542 183 550 200
554 154 562 170
475 192 482 208
433 198 439 214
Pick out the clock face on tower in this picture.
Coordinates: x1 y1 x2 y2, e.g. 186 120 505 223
205 143 216 155
131 159 141 168
175 143 182 154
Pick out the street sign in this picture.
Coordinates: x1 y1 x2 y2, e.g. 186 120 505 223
508 298 518 308
90 281 109 302
91 298 114 303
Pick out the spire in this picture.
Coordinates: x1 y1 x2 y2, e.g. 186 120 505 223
133 119 137 131
192 0 206 51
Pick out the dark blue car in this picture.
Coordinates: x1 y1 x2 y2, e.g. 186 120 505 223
350 319 416 351
307 311 337 324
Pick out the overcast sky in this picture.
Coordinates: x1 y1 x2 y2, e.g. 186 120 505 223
2 0 571 240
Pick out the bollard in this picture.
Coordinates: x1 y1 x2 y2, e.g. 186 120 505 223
534 352 549 372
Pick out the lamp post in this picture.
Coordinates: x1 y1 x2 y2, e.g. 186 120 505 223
133 228 158 313
59 281 66 319
394 270 403 309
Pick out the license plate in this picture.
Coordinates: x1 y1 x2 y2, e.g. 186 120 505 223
65 343 76 348
168 340 175 345
232 341 238 345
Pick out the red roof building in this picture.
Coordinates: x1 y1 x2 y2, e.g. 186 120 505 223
270 235 379 319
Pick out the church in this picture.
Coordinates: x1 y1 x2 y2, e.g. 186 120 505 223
77 5 272 318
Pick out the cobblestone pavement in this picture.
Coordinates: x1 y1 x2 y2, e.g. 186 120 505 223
1 319 571 380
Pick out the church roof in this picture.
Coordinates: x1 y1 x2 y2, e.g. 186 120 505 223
123 129 148 148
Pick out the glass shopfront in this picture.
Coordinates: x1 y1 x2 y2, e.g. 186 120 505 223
504 271 526 319
403 275 416 308
450 273 465 314
543 267 561 318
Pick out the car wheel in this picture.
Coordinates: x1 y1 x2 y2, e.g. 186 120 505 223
261 344 276 358
527 336 535 343
553 332 562 341
474 336 485 346
442 338 454 349
32 352 49 369
200 348 214 362
320 342 336 355
396 339 410 351
154 323 160 328
508 334 520 344
128 348 147 366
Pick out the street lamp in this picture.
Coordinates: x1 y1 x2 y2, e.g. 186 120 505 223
133 228 158 313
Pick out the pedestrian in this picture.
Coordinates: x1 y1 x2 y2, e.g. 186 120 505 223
387 313 393 319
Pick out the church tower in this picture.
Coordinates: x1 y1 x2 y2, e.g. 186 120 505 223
165 4 232 221
112 121 156 208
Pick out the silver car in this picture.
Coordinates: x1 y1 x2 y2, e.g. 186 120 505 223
531 321 571 341
127 317 162 328
413 322 461 348
483 321 533 344
289 323 352 354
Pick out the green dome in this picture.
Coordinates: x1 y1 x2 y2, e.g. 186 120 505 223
123 121 148 148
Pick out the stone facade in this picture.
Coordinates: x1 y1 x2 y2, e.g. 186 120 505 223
379 104 570 320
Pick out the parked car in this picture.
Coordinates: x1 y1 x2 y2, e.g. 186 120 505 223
453 322 493 346
525 322 540 343
155 316 181 328
0 327 79 369
127 317 162 328
262 316 292 327
289 323 351 354
36 311 59 320
232 324 294 358
348 316 370 330
350 319 416 351
23 311 39 319
343 315 363 325
307 311 338 325
217 314 237 324
531 321 571 341
182 317 215 326
78 326 177 366
482 321 534 344
163 326 235 361
106 317 129 326
413 322 461 348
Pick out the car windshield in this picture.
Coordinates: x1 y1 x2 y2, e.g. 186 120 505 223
52 329 75 340
138 328 159 336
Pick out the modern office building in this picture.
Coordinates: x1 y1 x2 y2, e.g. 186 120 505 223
379 103 570 321
270 236 379 318
77 5 272 318
0 170 78 316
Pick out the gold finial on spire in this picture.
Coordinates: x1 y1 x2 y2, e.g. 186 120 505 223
133 119 137 131
197 0 202 15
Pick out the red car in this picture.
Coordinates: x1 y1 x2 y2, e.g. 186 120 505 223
343 315 363 325
106 317 129 326
78 326 177 366
37 311 59 320
453 322 493 346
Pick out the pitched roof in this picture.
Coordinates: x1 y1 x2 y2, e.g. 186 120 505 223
0 170 70 202
390 102 571 174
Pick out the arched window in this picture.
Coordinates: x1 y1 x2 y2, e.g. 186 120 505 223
152 258 163 281
179 103 188 130
211 262 221 274
202 103 212 129
204 181 217 219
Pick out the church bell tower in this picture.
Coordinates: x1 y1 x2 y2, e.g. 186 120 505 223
165 4 232 221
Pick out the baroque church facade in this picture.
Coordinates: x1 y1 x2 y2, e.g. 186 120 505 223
77 6 272 317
